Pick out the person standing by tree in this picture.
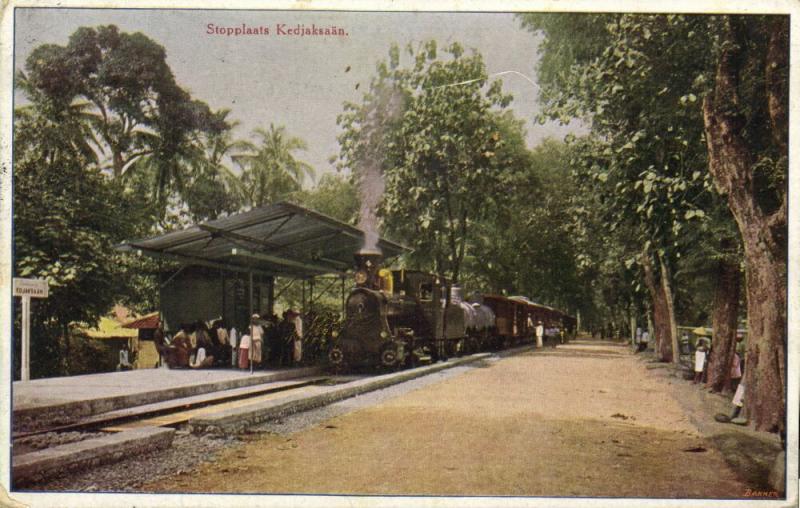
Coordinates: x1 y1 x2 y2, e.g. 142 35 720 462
638 329 650 353
694 339 709 384
730 351 743 392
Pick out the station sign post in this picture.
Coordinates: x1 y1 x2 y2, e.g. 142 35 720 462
13 278 49 381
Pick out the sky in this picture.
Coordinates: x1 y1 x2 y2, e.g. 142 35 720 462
13 8 584 186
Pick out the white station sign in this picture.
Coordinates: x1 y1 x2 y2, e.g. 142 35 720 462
13 278 49 298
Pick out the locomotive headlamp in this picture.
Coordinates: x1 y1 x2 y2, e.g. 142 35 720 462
355 270 368 285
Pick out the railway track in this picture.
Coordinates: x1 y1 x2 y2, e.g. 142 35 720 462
13 375 360 440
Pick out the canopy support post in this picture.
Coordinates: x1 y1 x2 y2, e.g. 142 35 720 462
309 277 315 314
267 276 275 317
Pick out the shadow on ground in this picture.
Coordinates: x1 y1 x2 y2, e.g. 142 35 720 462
706 431 783 493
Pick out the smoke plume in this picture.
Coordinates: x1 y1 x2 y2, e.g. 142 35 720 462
356 85 404 253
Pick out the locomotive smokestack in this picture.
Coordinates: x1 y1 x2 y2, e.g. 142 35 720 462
354 249 383 289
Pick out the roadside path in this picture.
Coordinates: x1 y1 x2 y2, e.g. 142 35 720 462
145 340 751 498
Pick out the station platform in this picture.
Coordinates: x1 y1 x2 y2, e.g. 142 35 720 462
12 365 322 432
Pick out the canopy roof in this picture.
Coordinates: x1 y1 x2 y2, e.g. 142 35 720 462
122 312 160 330
117 202 410 278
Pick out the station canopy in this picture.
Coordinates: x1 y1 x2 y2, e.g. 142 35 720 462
117 202 410 278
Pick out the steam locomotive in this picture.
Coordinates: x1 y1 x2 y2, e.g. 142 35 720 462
327 250 577 371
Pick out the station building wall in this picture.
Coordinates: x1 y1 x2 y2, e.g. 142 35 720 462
160 266 273 333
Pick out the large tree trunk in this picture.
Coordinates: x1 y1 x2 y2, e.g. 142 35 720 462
701 16 787 432
739 246 787 432
657 251 680 364
706 257 741 392
641 249 673 362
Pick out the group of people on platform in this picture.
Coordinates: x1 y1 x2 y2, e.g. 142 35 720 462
153 310 304 371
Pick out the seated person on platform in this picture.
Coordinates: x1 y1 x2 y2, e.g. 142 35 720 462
195 320 212 357
171 324 193 368
190 346 215 368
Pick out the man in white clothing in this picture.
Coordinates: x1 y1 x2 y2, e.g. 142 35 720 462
535 321 544 348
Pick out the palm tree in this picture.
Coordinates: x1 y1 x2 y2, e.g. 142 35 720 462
180 111 254 220
232 124 316 208
15 71 100 168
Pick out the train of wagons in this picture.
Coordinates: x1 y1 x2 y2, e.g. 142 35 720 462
327 250 577 371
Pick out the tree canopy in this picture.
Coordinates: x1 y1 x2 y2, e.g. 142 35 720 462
20 24 228 203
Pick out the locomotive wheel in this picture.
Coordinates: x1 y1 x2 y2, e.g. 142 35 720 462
380 345 399 367
328 346 344 366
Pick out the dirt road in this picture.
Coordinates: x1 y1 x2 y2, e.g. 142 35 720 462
145 340 755 498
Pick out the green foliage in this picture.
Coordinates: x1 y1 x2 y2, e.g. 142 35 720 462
290 173 360 225
60 335 118 376
180 112 248 221
20 24 227 206
233 124 316 208
465 138 588 314
337 41 520 282
13 97 142 377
